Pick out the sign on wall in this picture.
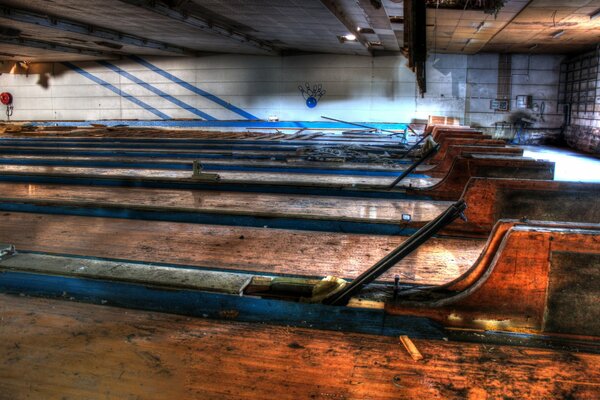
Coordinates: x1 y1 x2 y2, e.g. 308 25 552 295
298 82 326 109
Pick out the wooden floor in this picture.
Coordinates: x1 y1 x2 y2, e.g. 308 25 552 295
0 155 410 171
0 294 597 400
0 164 436 187
0 212 483 284
0 182 450 223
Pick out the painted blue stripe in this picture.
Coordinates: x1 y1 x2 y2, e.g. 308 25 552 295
0 174 430 200
97 61 217 121
0 148 285 160
61 62 170 120
129 55 259 120
0 201 421 237
32 119 409 130
0 271 445 338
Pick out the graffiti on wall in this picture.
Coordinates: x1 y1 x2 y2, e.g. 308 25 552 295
298 82 326 109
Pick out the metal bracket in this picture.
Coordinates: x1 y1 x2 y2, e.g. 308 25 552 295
388 143 440 190
192 160 221 181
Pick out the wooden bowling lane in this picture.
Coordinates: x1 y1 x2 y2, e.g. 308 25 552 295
0 183 451 223
0 154 411 171
0 164 437 188
0 294 597 400
0 212 483 284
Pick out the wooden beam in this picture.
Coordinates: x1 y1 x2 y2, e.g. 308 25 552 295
118 0 277 53
0 5 194 55
0 37 116 58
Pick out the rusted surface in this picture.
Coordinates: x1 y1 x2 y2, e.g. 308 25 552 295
0 212 483 284
388 221 600 337
0 294 598 400
545 252 600 337
457 178 600 235
411 155 556 200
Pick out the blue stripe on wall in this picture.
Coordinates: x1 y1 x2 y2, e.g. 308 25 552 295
62 62 170 120
97 61 217 121
129 55 259 121
33 120 409 130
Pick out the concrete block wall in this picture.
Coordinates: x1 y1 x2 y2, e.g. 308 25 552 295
562 48 600 154
0 53 565 136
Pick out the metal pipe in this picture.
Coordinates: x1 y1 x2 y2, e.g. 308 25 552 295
387 144 439 189
322 200 467 306
396 133 429 161
321 116 402 136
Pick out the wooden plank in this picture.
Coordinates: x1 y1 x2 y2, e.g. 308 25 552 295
0 212 484 284
0 154 411 172
0 183 451 223
0 253 252 295
0 145 293 157
0 164 437 188
0 294 598 399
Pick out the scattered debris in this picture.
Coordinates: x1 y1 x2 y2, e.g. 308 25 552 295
399 335 424 362
296 144 405 164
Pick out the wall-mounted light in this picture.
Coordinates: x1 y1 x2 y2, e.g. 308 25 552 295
590 8 600 20
552 30 565 39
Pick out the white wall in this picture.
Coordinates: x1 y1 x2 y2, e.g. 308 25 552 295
0 52 564 129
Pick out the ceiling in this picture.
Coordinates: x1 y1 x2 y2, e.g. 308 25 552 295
0 0 598 62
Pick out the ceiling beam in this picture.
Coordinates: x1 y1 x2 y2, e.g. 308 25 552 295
0 37 117 58
320 0 372 52
0 5 193 55
470 0 533 54
118 0 277 53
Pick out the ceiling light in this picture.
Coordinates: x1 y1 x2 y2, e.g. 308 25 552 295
552 30 565 39
591 9 600 20
357 27 375 34
344 34 357 41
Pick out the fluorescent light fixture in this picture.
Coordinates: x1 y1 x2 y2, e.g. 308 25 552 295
337 34 358 44
475 21 485 33
552 30 565 39
590 9 600 20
